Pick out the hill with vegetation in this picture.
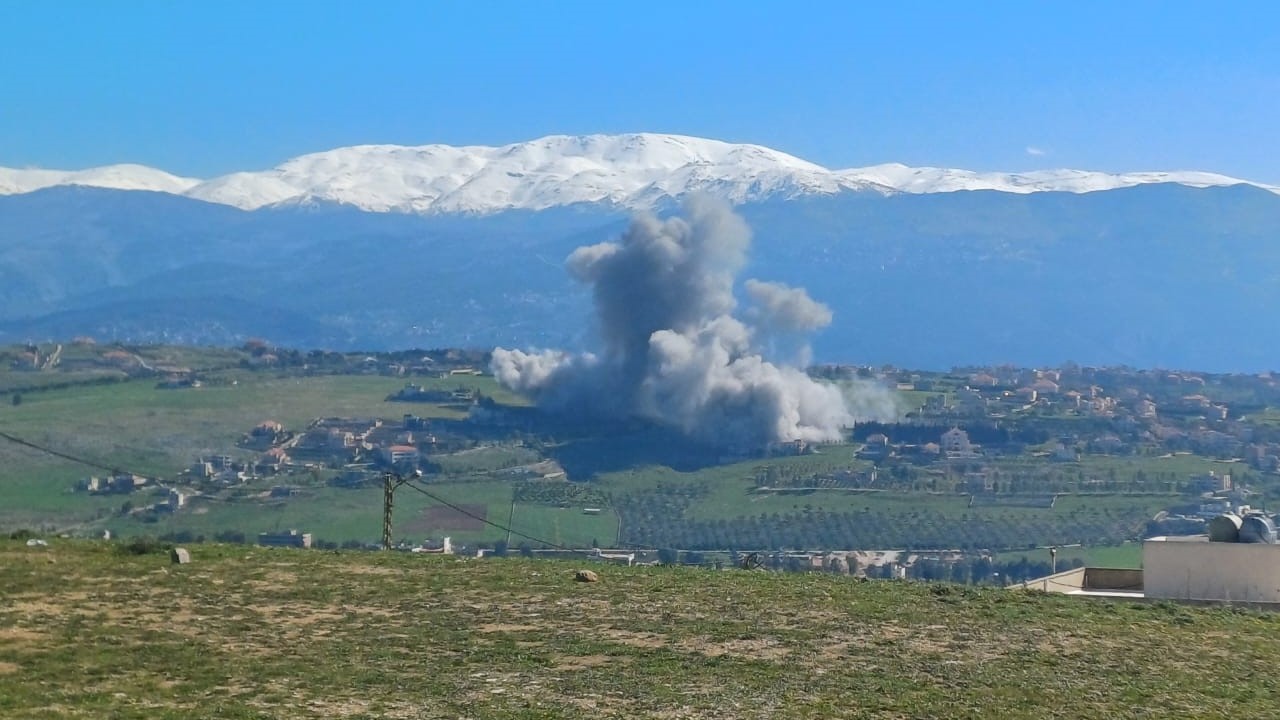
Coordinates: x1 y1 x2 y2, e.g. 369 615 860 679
0 342 1185 578
2 539 1278 719
6 182 1280 370
11 340 1280 583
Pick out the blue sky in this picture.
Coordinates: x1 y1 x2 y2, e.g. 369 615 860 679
1 1 1276 181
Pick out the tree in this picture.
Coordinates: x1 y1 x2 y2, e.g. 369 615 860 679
10 393 20 406
970 556 994 584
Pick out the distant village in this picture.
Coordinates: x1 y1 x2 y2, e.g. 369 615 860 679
28 336 1280 577
829 362 1280 537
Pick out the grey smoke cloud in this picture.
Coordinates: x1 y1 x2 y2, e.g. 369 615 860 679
743 278 834 367
744 279 833 333
491 197 896 449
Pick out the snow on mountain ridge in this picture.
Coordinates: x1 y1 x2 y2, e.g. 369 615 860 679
841 163 1262 195
193 133 869 213
0 164 200 196
2 134 1276 213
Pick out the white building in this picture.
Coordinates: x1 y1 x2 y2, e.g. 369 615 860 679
1019 535 1280 606
1143 536 1280 604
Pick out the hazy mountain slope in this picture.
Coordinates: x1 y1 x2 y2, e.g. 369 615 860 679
740 184 1280 369
2 184 1278 371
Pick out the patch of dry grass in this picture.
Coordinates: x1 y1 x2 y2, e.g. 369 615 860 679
3 540 1280 718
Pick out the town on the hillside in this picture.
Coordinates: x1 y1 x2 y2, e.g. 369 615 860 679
8 340 1280 583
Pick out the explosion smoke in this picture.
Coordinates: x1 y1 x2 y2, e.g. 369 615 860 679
491 198 896 449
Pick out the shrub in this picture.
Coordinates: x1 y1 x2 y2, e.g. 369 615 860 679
116 536 173 556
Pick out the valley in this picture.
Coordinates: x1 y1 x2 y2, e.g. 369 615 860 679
3 341 1275 584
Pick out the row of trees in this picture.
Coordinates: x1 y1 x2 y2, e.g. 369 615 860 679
513 480 610 508
617 504 1151 552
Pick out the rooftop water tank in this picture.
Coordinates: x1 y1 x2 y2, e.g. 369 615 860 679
1239 514 1277 544
1207 513 1242 542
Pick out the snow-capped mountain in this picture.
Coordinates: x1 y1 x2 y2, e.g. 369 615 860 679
5 155 1280 371
844 163 1266 195
182 134 891 213
0 164 200 196
1 133 1275 214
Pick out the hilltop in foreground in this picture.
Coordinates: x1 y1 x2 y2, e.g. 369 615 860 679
3 540 1278 719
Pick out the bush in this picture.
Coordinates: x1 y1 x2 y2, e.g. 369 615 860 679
116 536 173 556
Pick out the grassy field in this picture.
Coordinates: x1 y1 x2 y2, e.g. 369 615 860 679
595 455 1172 551
108 478 619 549
4 540 1280 719
0 369 1220 554
0 372 518 531
994 542 1145 569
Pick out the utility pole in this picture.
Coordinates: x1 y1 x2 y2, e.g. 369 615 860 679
505 498 516 547
382 468 422 551
382 472 395 551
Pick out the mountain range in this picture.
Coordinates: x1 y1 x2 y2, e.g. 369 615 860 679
2 133 1279 372
2 133 1275 215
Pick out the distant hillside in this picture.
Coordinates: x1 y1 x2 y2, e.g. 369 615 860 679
3 182 1280 370
2 539 1278 719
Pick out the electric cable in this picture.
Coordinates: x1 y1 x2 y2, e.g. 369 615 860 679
399 479 574 551
0 427 582 548
0 429 142 478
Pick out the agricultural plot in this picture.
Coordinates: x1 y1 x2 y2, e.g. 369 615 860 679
0 371 522 532
601 462 1173 551
0 357 1252 556
432 445 544 475
994 542 1144 570
407 503 490 533
105 477 619 549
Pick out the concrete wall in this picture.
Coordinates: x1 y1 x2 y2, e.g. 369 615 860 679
1083 568 1143 592
1014 567 1142 594
1015 567 1085 593
1144 536 1280 603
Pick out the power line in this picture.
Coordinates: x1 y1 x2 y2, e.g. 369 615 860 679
0 429 142 478
399 479 573 551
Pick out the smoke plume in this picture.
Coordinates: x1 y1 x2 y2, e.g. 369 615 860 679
491 198 895 449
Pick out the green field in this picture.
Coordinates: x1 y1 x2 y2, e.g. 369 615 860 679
4 539 1280 719
593 454 1172 552
995 542 1145 569
0 370 519 532
120 480 619 548
0 365 1218 555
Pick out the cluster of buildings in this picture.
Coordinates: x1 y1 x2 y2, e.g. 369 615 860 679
81 474 188 515
844 362 1280 475
232 413 463 477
